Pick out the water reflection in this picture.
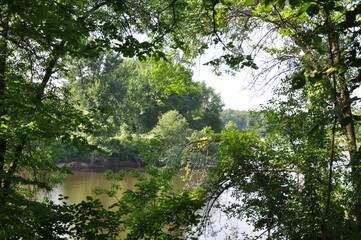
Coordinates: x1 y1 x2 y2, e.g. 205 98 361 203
43 170 260 239
45 171 186 207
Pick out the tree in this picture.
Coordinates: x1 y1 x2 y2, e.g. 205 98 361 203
167 0 361 238
151 110 190 148
220 109 254 131
0 0 194 237
65 55 224 135
163 81 224 132
189 101 357 238
3 0 361 238
59 55 224 166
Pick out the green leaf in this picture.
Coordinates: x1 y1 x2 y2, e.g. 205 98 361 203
263 0 275 7
338 64 348 75
243 0 256 6
310 35 323 49
323 67 338 74
1 114 11 120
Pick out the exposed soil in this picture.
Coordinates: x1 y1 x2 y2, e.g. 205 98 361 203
57 160 145 172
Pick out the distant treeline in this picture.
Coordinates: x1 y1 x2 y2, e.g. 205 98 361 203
220 109 255 132
52 56 256 165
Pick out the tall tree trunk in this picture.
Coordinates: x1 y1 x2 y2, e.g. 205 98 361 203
0 14 8 191
327 13 360 225
2 41 65 190
338 75 361 222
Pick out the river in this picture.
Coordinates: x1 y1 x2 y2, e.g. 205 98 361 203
42 170 259 239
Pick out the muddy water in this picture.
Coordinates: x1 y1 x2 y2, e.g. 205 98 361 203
43 170 259 239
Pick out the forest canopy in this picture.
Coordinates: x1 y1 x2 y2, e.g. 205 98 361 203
1 0 361 239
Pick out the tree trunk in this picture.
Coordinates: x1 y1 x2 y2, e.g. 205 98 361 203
327 13 361 225
0 15 8 191
2 41 65 190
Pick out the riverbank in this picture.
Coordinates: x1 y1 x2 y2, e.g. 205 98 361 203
57 160 145 172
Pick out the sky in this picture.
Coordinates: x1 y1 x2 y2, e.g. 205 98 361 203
190 44 278 111
193 64 275 111
195 65 361 112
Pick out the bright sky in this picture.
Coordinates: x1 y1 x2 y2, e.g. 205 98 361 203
193 64 275 111
190 44 277 111
195 66 361 111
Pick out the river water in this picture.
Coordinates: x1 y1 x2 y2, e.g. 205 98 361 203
42 170 259 239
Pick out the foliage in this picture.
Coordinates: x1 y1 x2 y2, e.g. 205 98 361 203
0 0 176 194
220 109 255 131
58 55 224 164
0 167 205 239
0 0 209 238
92 166 205 239
64 55 224 135
2 0 361 239
165 0 361 238
188 114 357 239
151 110 190 148
141 110 190 166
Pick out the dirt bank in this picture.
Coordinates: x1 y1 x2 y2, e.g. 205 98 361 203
57 160 145 172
